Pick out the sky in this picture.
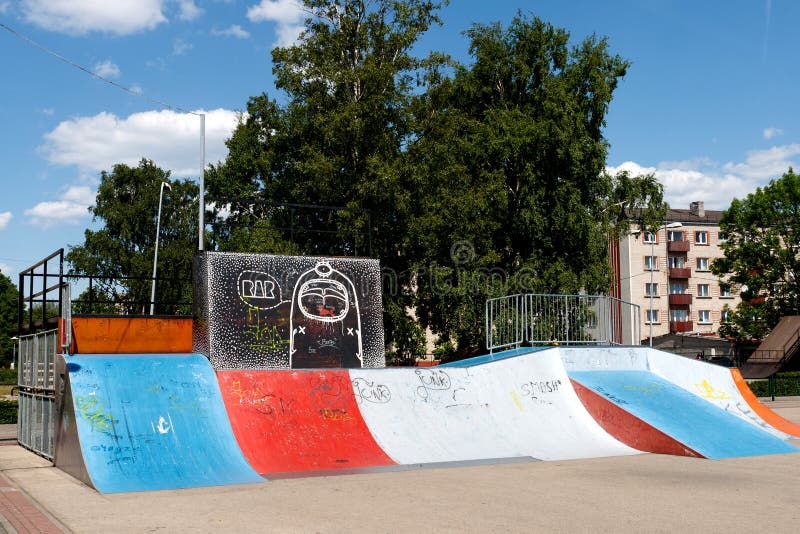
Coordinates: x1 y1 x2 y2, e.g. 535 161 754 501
0 0 797 281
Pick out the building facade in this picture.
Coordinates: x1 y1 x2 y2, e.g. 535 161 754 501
613 201 740 344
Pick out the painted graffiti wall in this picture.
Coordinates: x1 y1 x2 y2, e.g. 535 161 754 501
194 252 385 369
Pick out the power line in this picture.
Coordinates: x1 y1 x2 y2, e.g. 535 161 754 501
0 21 196 115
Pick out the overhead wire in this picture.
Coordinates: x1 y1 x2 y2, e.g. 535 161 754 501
0 21 197 115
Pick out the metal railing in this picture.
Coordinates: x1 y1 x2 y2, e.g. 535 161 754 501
17 329 57 460
486 294 640 353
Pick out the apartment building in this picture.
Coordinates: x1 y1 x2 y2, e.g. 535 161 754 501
611 201 740 344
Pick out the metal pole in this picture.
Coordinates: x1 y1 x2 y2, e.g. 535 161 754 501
150 182 171 315
649 236 654 347
199 113 206 252
11 337 17 370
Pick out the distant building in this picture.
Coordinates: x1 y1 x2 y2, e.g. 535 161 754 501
611 201 740 344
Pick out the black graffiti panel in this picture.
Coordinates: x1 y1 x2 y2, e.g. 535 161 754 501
194 252 384 370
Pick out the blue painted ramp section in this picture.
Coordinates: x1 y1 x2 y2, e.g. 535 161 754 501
65 353 263 493
569 370 799 459
440 347 549 367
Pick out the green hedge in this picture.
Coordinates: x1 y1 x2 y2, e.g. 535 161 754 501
747 372 800 397
0 401 17 424
0 368 16 385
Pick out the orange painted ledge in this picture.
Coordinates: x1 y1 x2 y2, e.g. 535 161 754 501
730 368 800 438
69 316 192 354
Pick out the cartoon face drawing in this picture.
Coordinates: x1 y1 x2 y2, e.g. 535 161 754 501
290 261 363 368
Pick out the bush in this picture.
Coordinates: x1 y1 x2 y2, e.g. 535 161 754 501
0 368 16 385
0 401 17 424
747 373 800 397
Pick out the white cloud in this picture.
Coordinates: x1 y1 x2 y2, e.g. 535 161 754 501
0 211 11 230
722 144 800 179
0 2 9 15
247 0 305 46
130 84 144 95
93 60 121 79
24 185 95 228
212 24 251 39
21 0 167 36
178 0 203 21
764 127 783 140
608 143 800 211
0 264 13 278
172 37 193 56
40 108 241 177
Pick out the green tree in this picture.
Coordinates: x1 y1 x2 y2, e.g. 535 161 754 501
66 159 198 315
0 271 19 365
712 168 800 340
405 14 663 353
207 0 449 357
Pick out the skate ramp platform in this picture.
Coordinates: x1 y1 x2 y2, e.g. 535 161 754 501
55 354 263 493
217 348 639 476
561 346 800 439
568 366 799 459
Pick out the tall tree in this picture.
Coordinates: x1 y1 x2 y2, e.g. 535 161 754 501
405 14 659 353
0 270 18 365
207 0 449 360
712 168 800 340
67 159 198 314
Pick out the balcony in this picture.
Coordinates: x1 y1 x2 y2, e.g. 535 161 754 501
668 240 690 252
670 321 693 333
669 294 692 305
669 267 691 279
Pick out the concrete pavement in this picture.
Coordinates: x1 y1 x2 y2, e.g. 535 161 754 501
1 399 800 533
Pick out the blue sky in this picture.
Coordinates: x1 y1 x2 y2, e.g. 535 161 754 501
0 0 796 280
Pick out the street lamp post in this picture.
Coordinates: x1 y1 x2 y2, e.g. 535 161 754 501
648 222 682 347
150 181 172 316
10 336 17 370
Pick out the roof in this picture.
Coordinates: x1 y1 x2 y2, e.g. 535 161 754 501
666 208 724 225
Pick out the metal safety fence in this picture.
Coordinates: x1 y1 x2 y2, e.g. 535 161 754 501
486 294 640 353
17 329 58 460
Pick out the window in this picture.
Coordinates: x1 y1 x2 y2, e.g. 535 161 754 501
670 309 688 322
695 231 709 245
643 231 657 244
720 285 732 298
645 283 659 297
646 309 659 324
669 282 687 294
698 310 711 324
645 256 658 270
718 232 728 244
721 309 731 323
696 257 710 271
669 256 685 268
697 284 710 297
667 230 684 242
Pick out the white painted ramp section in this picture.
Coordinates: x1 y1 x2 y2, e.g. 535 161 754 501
559 346 648 371
560 346 788 439
350 350 638 464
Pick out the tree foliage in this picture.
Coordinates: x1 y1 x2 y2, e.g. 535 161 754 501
712 168 800 340
206 3 663 358
66 159 197 315
0 270 18 365
404 15 663 353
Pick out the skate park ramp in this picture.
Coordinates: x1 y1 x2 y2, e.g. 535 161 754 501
561 347 800 458
217 348 639 476
55 354 264 493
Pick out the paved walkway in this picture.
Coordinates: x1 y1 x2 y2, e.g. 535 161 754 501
1 402 800 533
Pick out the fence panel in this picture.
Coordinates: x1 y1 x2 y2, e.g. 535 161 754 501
17 330 57 460
487 294 640 353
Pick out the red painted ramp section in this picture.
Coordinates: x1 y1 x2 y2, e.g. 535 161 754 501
217 370 395 474
570 379 704 458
